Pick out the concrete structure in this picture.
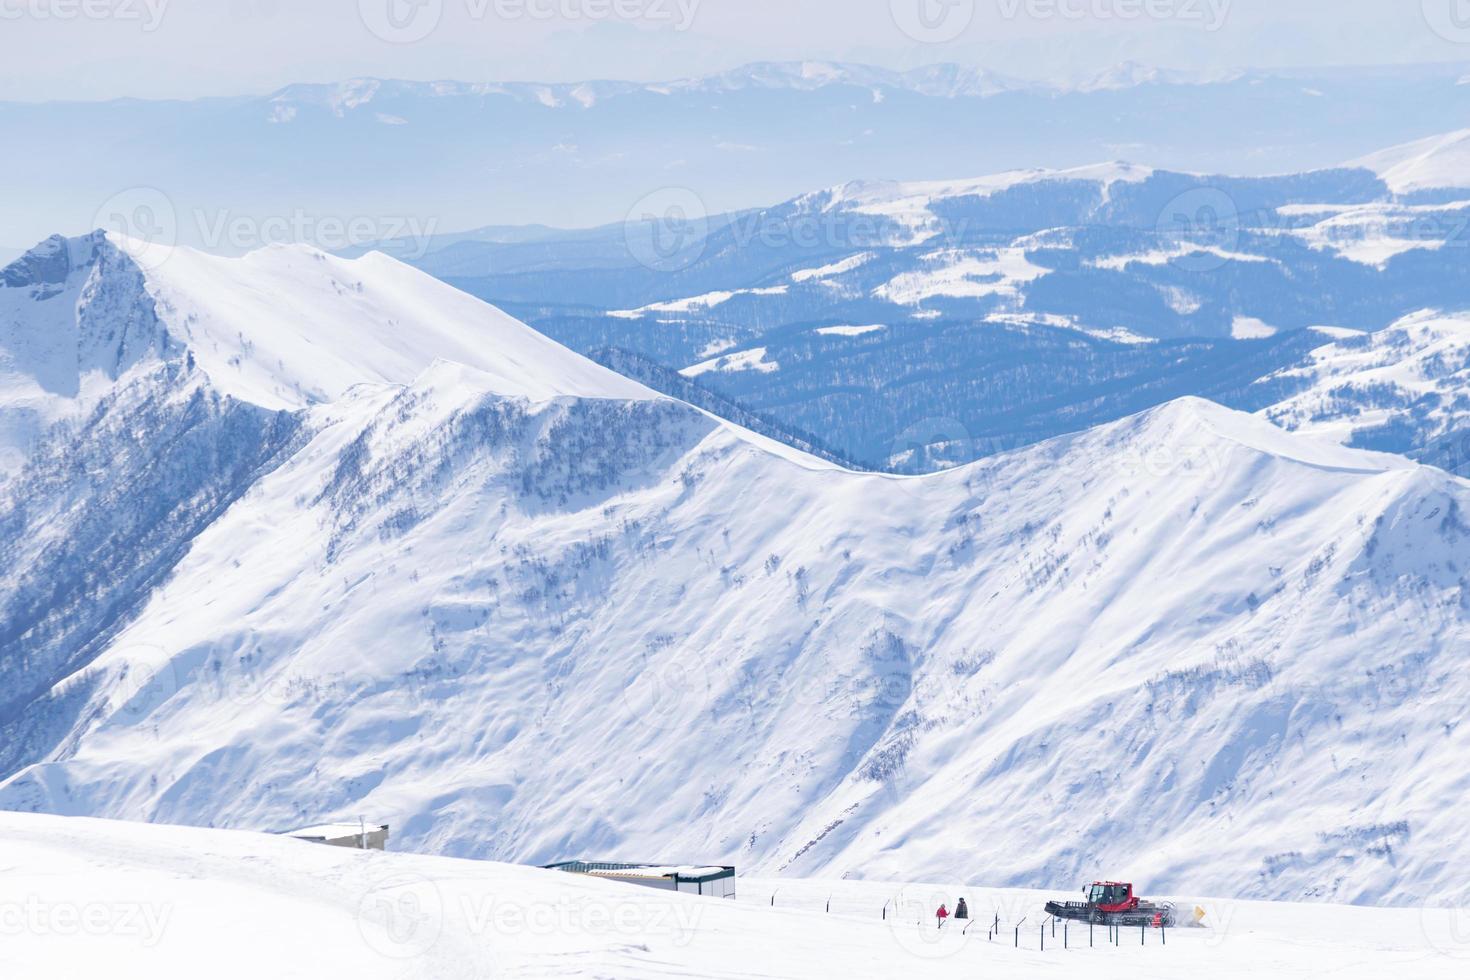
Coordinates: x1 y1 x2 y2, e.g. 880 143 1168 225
284 822 390 850
545 862 736 899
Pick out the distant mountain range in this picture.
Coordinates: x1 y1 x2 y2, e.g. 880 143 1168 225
351 129 1470 472
4 232 1470 907
265 60 1243 111
9 59 1470 250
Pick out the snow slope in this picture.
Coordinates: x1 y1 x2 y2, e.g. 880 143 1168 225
3 813 1468 980
807 162 1155 245
1352 129 1470 194
113 237 653 410
3 234 1470 912
1256 312 1470 472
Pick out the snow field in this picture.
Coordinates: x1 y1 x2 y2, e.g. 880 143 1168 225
4 814 1470 980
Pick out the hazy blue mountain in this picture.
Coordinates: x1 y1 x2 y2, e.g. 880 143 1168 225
363 136 1470 472
10 60 1470 251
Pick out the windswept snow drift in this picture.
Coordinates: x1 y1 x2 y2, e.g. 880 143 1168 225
2 234 1470 912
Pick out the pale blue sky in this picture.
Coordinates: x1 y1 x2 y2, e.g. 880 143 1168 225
1 0 1469 101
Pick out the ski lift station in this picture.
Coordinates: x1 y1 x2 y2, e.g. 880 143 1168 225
283 822 390 850
545 861 737 899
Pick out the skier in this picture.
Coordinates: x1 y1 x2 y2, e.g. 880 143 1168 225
935 903 950 929
955 897 969 920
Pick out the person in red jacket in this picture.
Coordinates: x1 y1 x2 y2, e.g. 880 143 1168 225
935 903 950 929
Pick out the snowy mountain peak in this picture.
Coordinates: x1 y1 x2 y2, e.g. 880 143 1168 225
1350 127 1470 194
262 61 1268 115
666 60 1030 98
1130 394 1412 475
1077 61 1244 93
263 61 1044 117
4 231 658 414
0 230 173 411
817 161 1155 209
0 230 106 289
797 162 1156 244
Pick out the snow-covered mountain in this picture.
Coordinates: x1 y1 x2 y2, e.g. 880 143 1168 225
10 60 1470 253
1254 314 1470 474
3 232 1470 908
1352 128 1470 197
393 140 1470 470
267 62 1039 111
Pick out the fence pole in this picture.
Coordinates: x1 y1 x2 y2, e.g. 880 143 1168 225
1162 920 1167 946
826 895 831 914
1141 922 1146 946
1090 921 1093 948
1064 920 1068 949
1040 922 1044 952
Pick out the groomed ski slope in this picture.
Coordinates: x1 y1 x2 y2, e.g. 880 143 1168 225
1 813 1467 980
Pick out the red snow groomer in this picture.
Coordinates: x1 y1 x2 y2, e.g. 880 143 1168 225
1045 881 1176 927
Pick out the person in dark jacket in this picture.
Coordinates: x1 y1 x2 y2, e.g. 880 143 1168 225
955 897 969 920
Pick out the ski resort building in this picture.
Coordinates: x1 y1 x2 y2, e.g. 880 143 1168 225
283 822 390 850
545 862 737 899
